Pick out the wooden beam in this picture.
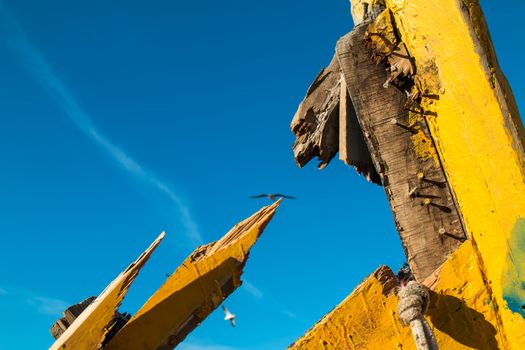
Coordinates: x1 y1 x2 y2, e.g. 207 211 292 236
336 24 466 281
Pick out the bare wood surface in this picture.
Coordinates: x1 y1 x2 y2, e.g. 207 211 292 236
336 25 467 280
339 74 380 184
291 56 380 182
291 56 341 169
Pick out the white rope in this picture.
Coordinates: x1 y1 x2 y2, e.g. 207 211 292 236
398 281 439 350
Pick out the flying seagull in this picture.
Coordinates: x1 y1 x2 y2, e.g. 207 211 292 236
222 305 236 327
250 193 296 201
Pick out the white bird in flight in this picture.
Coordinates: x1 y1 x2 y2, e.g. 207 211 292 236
222 305 236 327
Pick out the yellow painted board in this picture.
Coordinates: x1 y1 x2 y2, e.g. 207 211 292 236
49 232 165 350
384 0 525 347
289 266 412 350
290 242 505 350
104 201 281 350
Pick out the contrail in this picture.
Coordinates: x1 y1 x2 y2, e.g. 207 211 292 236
0 3 202 246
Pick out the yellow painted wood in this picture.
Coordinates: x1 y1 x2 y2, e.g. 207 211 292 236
104 201 280 350
385 0 525 347
289 267 412 350
293 1 525 348
48 232 165 350
289 242 506 350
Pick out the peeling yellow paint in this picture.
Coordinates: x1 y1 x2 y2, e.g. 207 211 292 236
104 201 280 350
408 110 438 164
49 232 165 350
366 11 439 165
384 0 525 347
366 9 398 60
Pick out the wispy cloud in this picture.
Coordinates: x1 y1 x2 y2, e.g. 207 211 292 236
242 280 263 300
0 3 202 246
28 296 71 316
0 285 69 316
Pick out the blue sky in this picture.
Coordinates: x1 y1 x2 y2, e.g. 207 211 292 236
0 1 523 349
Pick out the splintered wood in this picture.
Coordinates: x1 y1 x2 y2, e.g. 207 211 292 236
291 56 379 183
291 56 341 170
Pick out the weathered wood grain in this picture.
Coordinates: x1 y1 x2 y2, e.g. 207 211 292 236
291 56 380 182
336 25 467 280
339 74 380 184
291 56 341 169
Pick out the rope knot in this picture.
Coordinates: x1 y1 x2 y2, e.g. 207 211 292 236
398 281 429 324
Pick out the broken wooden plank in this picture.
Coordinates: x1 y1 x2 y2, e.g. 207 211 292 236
339 74 381 184
336 25 466 281
291 56 341 169
50 296 130 345
104 201 281 350
48 232 165 350
291 55 380 182
62 296 96 325
50 318 69 340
